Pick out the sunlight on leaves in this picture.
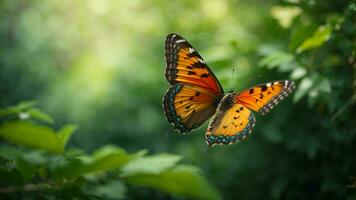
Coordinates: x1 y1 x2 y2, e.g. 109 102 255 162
271 6 302 28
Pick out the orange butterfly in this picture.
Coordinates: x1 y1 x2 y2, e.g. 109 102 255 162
163 33 295 147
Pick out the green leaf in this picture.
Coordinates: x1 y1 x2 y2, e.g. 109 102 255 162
54 145 146 178
21 150 47 165
296 25 332 53
315 77 331 93
83 180 126 200
27 108 54 124
293 76 313 102
57 125 78 148
0 101 37 117
121 154 181 177
289 22 318 52
125 165 222 200
290 67 307 79
0 122 63 153
259 51 294 69
16 159 35 182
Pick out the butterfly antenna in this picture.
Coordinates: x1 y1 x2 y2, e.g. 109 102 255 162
229 67 236 91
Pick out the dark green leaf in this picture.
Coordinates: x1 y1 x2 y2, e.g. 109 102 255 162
16 159 35 182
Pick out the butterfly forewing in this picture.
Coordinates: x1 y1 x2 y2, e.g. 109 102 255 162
163 33 223 134
235 80 295 115
165 33 223 95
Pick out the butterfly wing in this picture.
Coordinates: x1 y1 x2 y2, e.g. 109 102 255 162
163 84 219 133
235 80 295 115
206 93 256 147
165 33 223 96
163 33 224 133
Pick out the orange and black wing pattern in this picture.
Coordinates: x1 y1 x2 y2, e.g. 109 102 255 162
163 33 223 133
235 80 295 115
163 84 219 133
165 33 223 95
206 93 256 147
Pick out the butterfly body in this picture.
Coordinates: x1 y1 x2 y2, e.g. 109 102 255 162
163 33 295 146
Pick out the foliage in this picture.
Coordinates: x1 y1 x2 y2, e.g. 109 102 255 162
0 103 221 199
0 0 355 199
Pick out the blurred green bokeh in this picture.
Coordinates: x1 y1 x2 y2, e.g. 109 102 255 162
1 0 355 199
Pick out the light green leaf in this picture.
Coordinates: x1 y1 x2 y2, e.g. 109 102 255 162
27 108 54 124
57 125 78 148
83 180 126 200
297 25 332 53
0 122 63 153
315 77 331 93
125 165 222 200
259 51 294 69
289 22 318 51
0 101 37 117
121 154 181 177
54 145 146 178
293 76 314 102
290 67 307 79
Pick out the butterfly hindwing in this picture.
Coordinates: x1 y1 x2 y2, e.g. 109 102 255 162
235 80 295 115
206 93 256 147
163 84 218 133
165 33 223 96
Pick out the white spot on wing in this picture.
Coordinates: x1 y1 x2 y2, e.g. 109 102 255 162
188 48 195 53
266 83 272 87
198 58 205 64
176 39 185 43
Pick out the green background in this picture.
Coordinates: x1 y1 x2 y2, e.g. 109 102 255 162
1 0 355 199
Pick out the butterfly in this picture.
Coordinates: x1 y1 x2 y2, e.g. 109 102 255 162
163 33 295 147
